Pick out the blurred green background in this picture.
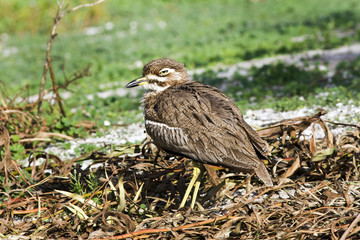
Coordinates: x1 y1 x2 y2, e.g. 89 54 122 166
1 0 360 125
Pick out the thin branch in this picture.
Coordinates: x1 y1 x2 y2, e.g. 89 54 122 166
37 0 106 116
60 65 92 91
0 81 8 107
47 54 66 116
37 0 65 115
68 0 106 13
326 120 359 128
339 213 360 240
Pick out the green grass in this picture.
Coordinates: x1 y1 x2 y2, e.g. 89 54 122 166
1 0 360 125
196 56 360 111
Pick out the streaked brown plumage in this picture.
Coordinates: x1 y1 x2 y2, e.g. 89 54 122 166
126 58 273 207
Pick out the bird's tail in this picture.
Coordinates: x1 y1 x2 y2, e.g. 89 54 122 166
254 162 273 186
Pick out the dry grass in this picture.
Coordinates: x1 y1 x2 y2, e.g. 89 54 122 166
1 1 360 239
1 110 359 239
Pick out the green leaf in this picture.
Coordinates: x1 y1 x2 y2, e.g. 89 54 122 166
55 121 63 129
79 143 97 153
11 135 20 143
62 118 71 127
312 147 335 162
9 143 25 154
62 142 72 150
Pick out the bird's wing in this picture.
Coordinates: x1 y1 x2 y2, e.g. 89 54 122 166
202 86 271 158
146 82 268 170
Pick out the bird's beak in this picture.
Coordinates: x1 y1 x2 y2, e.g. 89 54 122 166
125 76 148 88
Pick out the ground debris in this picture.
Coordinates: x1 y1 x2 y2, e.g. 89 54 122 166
1 111 359 239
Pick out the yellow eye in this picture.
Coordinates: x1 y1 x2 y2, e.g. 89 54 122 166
159 69 169 76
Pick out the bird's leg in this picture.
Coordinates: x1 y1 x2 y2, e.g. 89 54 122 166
179 161 204 209
190 161 204 209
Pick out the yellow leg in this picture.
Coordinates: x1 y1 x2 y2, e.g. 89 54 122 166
179 161 204 209
190 167 204 209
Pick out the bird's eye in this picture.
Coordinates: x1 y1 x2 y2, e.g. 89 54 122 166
159 69 169 76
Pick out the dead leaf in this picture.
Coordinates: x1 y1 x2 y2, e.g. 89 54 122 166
310 124 317 156
279 154 300 184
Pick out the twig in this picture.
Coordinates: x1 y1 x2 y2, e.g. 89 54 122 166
0 207 48 215
0 127 12 184
0 82 8 107
19 138 51 142
11 160 33 186
326 120 359 128
33 131 74 141
37 0 105 115
37 0 65 115
48 53 66 116
60 65 92 91
68 0 106 13
339 213 360 240
91 214 234 240
8 84 30 107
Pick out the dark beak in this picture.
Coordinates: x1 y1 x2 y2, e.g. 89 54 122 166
125 76 148 88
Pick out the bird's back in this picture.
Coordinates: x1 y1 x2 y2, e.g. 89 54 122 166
143 81 273 186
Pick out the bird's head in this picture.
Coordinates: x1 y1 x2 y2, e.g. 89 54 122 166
125 58 190 91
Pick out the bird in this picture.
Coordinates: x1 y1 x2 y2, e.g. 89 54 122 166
125 58 273 209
